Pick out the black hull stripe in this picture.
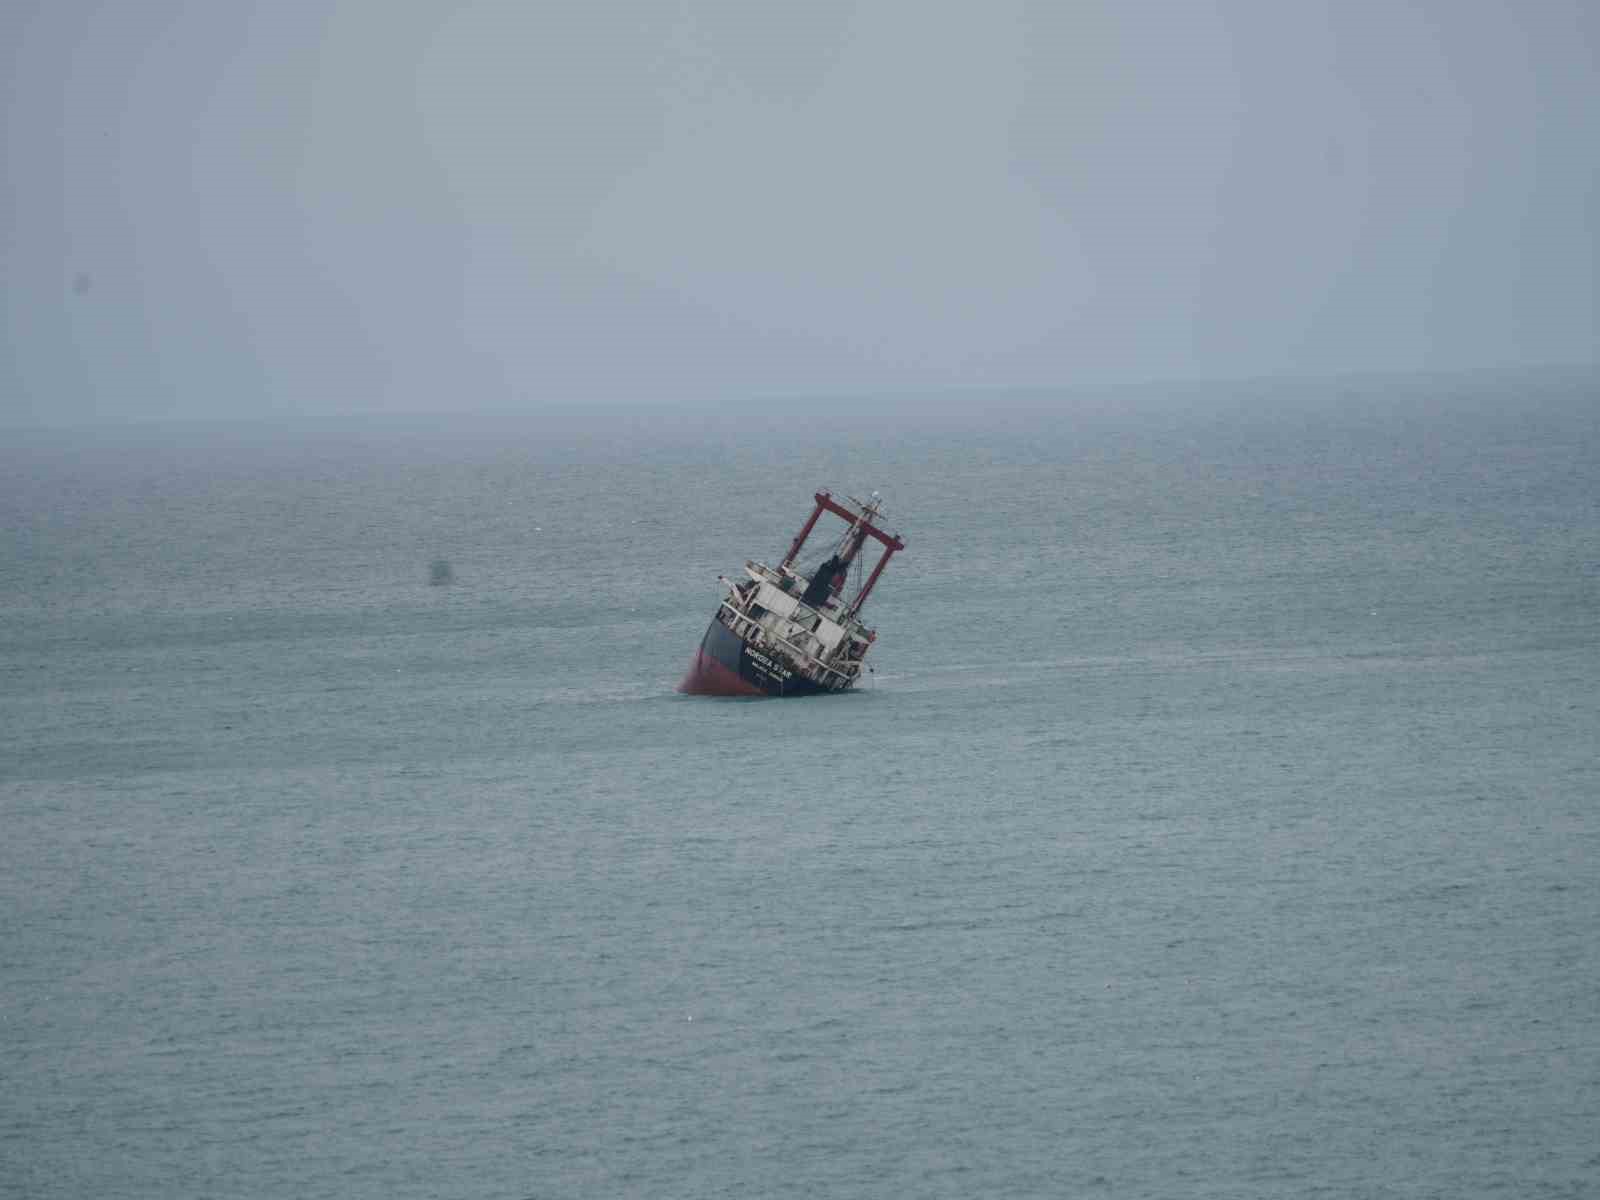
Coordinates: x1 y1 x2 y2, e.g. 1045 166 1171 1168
699 616 840 698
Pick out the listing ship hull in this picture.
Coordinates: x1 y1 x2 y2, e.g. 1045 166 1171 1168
679 490 904 700
679 615 830 698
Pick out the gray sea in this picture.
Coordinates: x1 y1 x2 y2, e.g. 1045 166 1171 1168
3 369 1598 1198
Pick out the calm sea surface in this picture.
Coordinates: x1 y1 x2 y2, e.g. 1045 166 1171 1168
3 372 1597 1198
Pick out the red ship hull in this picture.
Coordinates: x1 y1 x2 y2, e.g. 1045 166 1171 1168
678 615 830 698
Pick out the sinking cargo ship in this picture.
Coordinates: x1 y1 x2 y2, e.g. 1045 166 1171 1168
680 490 905 698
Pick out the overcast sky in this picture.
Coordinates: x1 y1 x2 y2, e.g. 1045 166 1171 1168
4 0 1596 425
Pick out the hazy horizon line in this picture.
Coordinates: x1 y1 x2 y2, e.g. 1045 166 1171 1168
6 358 1596 437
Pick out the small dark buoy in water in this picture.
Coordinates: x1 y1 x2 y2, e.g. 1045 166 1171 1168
429 559 454 586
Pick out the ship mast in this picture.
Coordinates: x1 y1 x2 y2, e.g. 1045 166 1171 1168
777 490 903 618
